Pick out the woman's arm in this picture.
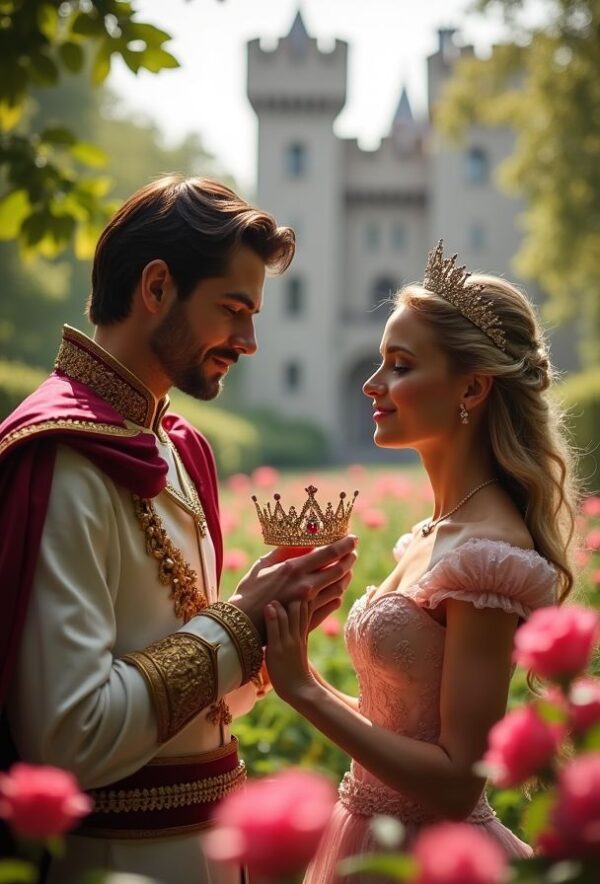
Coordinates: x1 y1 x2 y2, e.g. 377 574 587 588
265 598 518 820
308 663 359 711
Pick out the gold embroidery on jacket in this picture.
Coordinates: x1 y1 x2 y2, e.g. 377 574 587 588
122 632 219 743
56 336 150 425
0 419 138 458
132 494 208 623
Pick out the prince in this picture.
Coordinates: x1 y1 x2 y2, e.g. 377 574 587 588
0 176 356 882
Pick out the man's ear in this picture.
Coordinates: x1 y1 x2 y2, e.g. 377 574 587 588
139 260 174 315
462 373 493 410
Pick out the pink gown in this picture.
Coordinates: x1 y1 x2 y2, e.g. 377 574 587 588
305 537 557 884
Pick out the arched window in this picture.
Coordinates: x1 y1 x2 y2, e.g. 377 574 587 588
371 276 399 310
286 143 307 178
465 146 489 184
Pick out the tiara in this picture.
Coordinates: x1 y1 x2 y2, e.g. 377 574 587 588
252 485 359 547
422 240 507 352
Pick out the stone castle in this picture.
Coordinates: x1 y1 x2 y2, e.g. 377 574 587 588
241 12 577 461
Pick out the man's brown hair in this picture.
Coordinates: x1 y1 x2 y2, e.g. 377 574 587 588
88 175 296 324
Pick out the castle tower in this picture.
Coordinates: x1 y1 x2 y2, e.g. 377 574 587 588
244 11 348 450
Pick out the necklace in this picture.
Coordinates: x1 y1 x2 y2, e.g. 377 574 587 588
421 479 497 537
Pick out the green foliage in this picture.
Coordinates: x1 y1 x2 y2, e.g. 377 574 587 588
436 0 600 366
0 1 181 256
0 359 45 418
559 368 600 491
245 408 330 469
170 391 262 477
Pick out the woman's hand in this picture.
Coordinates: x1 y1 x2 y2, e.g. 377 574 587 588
265 600 317 704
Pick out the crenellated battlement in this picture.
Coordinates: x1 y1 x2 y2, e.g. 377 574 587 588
247 12 347 114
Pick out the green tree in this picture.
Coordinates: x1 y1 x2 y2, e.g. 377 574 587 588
0 67 228 369
436 0 600 366
0 0 181 257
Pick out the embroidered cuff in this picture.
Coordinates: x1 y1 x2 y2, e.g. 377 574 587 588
199 602 263 684
122 632 219 743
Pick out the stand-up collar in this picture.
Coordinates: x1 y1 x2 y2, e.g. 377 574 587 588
55 325 170 432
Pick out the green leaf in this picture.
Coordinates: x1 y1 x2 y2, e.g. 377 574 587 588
59 42 85 74
37 3 60 41
126 22 173 47
0 101 24 132
29 51 59 86
139 47 180 74
21 211 50 247
0 859 37 883
74 221 103 259
71 13 105 38
40 126 76 146
337 852 417 879
69 142 108 168
521 789 556 843
581 722 600 750
91 45 112 85
121 49 145 74
0 190 31 239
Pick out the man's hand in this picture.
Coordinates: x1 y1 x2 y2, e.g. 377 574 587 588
228 535 357 643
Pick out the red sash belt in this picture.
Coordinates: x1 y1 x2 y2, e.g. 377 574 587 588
77 737 245 839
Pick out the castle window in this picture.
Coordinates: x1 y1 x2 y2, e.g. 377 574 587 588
467 223 486 251
371 276 398 310
465 147 489 184
284 361 302 392
286 143 307 178
286 277 305 316
391 222 406 250
365 222 380 250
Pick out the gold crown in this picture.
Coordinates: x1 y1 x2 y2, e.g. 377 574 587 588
422 240 507 352
252 485 359 547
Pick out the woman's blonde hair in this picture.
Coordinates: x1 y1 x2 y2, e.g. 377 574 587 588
396 275 579 602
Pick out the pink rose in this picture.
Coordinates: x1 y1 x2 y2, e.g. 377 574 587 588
537 753 600 858
0 763 92 839
482 705 561 787
251 466 280 489
226 472 251 493
204 770 336 877
413 822 507 884
219 508 239 534
569 676 600 735
222 549 249 572
513 605 600 680
585 529 600 551
361 508 387 529
582 496 600 518
321 615 341 638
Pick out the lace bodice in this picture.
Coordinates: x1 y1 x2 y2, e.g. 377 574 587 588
340 536 556 823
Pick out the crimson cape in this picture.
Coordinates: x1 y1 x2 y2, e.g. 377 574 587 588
0 372 223 710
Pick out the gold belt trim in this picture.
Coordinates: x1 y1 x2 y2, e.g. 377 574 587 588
90 760 246 814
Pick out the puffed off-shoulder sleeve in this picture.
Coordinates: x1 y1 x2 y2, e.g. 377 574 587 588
404 538 557 620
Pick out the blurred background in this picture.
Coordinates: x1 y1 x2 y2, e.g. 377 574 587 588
1 2 599 838
0 0 598 483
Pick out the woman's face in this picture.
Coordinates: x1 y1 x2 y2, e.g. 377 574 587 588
363 305 468 450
